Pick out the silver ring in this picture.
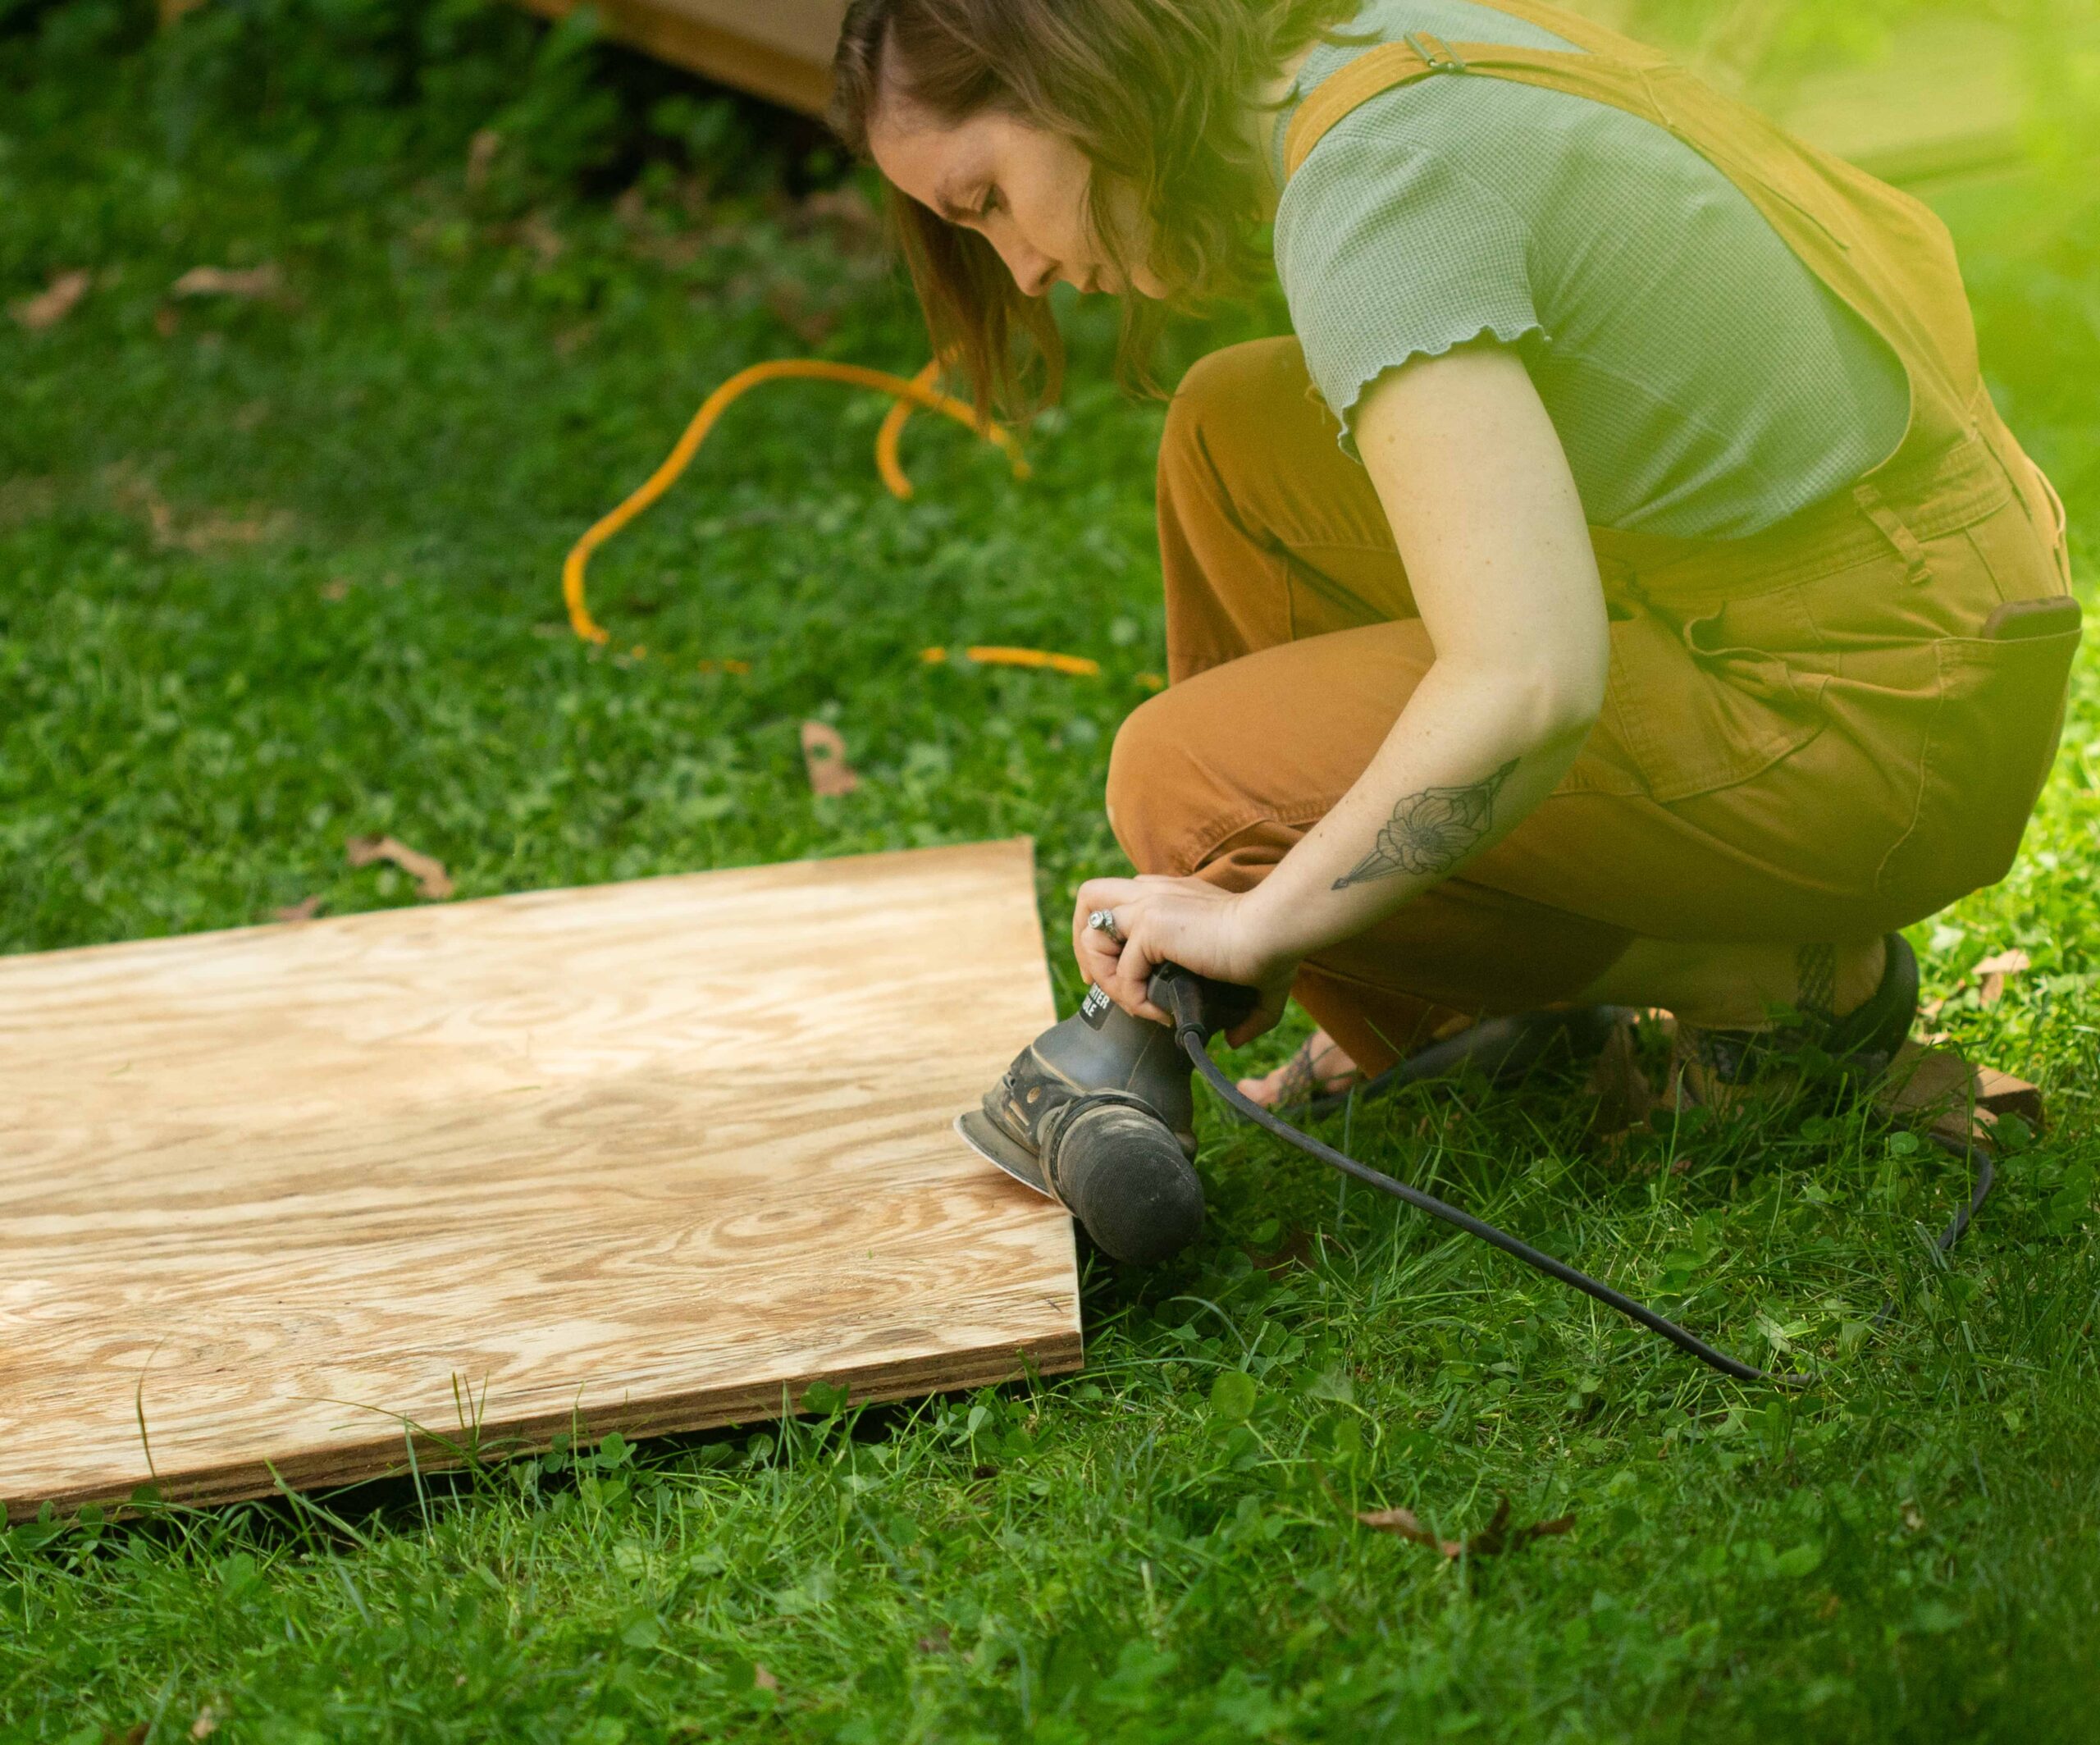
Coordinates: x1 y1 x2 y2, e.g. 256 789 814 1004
1086 907 1124 944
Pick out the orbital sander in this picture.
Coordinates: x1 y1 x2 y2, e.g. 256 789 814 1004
956 962 1997 1386
956 971 1259 1264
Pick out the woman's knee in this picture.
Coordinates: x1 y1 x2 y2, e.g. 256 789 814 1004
1105 684 1226 876
1108 619 1433 877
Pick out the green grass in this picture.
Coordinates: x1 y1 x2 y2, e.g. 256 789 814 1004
6 2 2100 1739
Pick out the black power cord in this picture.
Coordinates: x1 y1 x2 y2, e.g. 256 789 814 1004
1166 994 1997 1386
1875 1130 1996 1330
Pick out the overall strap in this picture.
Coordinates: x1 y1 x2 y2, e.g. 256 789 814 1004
1286 37 1663 181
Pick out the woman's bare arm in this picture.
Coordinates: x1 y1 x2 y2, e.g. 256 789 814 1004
1075 338 1610 1033
1234 340 1609 957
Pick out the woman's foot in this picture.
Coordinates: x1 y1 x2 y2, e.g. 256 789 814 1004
1574 933 1915 1112
1237 1028 1363 1109
1577 935 1888 1033
1669 934 1917 1108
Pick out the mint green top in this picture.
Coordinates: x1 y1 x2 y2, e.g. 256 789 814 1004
1270 0 1911 540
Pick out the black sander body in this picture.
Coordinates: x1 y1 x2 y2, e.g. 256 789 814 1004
956 971 1257 1263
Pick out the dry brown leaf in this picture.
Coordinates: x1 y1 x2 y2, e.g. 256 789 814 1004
11 269 90 331
1360 1505 1461 1555
345 835 454 900
1871 1039 2019 1146
105 462 292 552
171 263 283 301
148 501 291 552
273 896 326 924
1357 1495 1573 1559
106 464 290 554
1875 1040 1976 1117
1586 1016 1656 1136
1471 1498 1576 1555
1975 1065 2044 1129
752 1663 780 1692
466 128 502 192
320 578 350 601
189 1705 221 1740
801 720 860 797
1974 947 2031 1007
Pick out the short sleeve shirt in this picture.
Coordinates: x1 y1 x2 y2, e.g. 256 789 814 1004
1270 0 1911 539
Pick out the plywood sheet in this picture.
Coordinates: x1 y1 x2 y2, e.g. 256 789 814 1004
0 840 1080 1519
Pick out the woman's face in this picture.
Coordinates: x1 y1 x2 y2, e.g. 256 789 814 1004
868 95 1168 300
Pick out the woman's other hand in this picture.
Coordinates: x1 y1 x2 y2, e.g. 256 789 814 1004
1071 874 1297 1045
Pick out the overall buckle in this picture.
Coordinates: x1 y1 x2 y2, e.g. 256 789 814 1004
1403 31 1470 73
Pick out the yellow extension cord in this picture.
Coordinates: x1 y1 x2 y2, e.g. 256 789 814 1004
562 357 1140 683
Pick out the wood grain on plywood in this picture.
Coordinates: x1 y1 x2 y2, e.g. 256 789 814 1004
0 839 1080 1518
514 0 841 113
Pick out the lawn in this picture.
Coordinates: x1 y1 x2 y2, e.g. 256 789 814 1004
4 1 2099 1739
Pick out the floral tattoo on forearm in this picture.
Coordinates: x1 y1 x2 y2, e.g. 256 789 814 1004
1331 758 1520 889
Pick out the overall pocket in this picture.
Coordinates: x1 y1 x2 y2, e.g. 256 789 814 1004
1602 588 1828 802
1874 601 2084 907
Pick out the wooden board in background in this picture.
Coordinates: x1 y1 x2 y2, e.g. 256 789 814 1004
532 0 2027 189
515 0 841 114
0 839 1080 1519
1767 12 2027 188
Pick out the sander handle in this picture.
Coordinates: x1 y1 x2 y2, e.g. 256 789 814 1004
1144 962 1260 1042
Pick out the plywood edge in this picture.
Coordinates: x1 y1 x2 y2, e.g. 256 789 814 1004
4 1327 1084 1521
514 0 834 114
0 836 1043 975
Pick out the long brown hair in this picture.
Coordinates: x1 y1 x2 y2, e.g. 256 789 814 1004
829 0 1362 413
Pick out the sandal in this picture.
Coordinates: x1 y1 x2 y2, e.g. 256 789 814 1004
1670 932 1919 1108
1260 1005 1629 1121
1238 1031 1364 1110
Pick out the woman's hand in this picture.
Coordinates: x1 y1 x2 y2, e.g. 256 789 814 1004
1071 874 1298 1046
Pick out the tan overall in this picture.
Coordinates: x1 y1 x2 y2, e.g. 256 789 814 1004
1104 0 2080 1076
